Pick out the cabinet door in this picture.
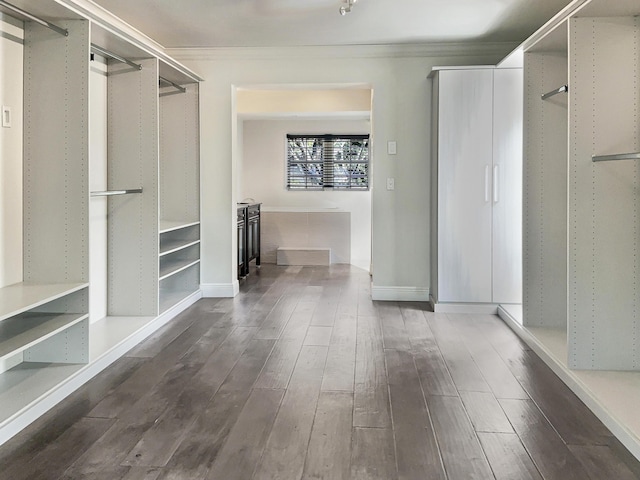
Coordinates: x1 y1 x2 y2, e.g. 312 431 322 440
437 69 494 303
492 68 523 304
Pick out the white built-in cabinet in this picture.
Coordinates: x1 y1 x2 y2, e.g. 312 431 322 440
522 0 640 371
430 67 523 310
0 0 201 445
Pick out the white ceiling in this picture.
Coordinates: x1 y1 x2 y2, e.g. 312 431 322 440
91 0 573 48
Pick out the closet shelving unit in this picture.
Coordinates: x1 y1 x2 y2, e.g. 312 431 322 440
158 62 201 314
499 0 640 462
0 0 202 445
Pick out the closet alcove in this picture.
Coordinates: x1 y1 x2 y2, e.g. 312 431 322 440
0 1 202 444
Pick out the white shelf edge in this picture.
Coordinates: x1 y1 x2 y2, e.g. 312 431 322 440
159 259 200 281
0 283 89 323
159 239 201 257
0 313 89 362
159 219 200 234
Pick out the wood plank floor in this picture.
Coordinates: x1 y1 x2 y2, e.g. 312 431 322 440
1 264 640 479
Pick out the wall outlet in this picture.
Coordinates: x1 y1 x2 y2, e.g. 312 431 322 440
2 106 11 128
386 177 395 190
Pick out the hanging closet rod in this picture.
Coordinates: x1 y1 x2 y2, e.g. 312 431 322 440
91 44 142 71
592 152 640 162
159 76 186 95
541 84 568 100
90 188 143 197
0 0 68 36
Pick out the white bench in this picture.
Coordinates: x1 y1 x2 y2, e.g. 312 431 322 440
276 247 331 266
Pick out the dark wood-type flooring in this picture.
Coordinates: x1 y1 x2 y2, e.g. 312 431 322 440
1 264 639 479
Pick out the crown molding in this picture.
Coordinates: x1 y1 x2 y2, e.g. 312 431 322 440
166 42 518 62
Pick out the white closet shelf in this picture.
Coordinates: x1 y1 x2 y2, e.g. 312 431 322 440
0 283 89 322
159 259 200 281
159 220 200 234
0 362 84 426
159 239 200 257
0 312 88 362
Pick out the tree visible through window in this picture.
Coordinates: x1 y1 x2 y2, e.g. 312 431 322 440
286 134 369 190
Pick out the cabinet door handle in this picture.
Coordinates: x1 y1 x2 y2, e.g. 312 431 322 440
484 165 490 203
493 164 499 203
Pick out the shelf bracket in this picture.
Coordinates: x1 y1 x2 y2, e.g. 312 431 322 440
541 84 568 100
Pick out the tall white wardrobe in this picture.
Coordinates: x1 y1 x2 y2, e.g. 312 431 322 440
430 66 523 312
0 0 201 445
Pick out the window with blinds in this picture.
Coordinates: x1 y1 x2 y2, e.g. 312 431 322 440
286 134 369 190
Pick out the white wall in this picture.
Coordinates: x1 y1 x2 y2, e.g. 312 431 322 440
237 88 371 114
241 118 371 270
0 14 23 288
169 46 507 298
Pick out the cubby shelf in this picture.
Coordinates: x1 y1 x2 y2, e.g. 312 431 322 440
159 220 200 234
159 239 200 256
0 283 88 322
0 312 88 362
159 259 200 281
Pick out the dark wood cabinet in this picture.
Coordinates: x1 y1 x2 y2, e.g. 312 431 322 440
237 203 260 278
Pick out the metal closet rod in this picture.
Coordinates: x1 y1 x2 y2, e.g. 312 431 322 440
90 188 143 197
0 0 68 36
159 76 186 95
91 44 142 71
541 84 568 100
592 152 640 162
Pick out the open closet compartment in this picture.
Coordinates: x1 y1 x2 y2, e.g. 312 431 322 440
158 61 201 314
0 0 203 446
498 0 640 462
0 4 91 431
522 20 569 330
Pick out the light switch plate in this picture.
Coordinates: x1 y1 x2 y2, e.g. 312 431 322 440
386 177 395 190
2 106 10 128
387 141 397 155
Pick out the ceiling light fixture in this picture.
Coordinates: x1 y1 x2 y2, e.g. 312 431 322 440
339 0 357 16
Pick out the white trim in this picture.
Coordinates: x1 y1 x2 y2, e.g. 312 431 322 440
167 42 518 61
0 290 201 446
371 285 429 302
498 309 640 463
430 295 498 314
201 282 238 298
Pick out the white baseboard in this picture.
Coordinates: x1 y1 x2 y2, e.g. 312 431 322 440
371 285 429 302
430 295 498 314
201 282 238 297
498 307 640 463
